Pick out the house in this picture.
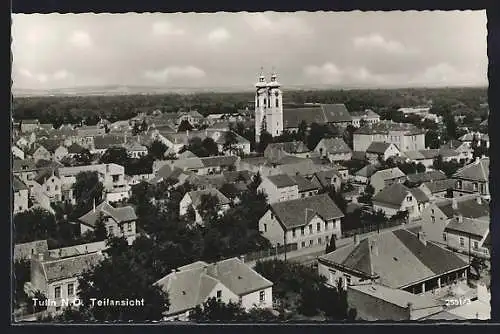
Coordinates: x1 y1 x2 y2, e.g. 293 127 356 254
155 156 239 176
15 136 30 149
53 145 69 162
238 156 326 178
13 159 38 183
13 176 30 214
459 132 490 149
26 252 104 313
318 228 469 294
179 189 231 225
353 163 380 184
282 103 352 132
405 170 447 186
149 164 185 185
91 135 126 155
397 106 431 117
440 140 473 162
365 142 400 163
314 138 352 162
353 121 426 153
109 120 131 132
154 257 273 321
372 183 427 219
14 240 49 262
264 141 311 159
418 179 456 200
66 143 87 158
347 283 444 321
258 193 344 249
178 110 205 127
401 149 439 168
438 147 462 162
12 145 25 160
370 167 406 193
444 215 490 259
33 169 62 203
257 174 299 204
78 201 138 245
123 141 148 158
350 109 380 128
20 119 40 133
30 145 53 162
420 195 489 246
452 157 490 199
311 169 342 192
76 125 106 148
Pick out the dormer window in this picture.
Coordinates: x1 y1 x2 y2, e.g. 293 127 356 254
406 196 412 202
456 180 462 190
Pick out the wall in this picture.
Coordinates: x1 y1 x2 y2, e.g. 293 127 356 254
240 287 273 310
446 230 485 257
287 216 342 250
347 286 409 321
14 189 29 214
258 210 285 246
43 176 63 202
318 262 365 289
420 204 449 245
328 152 352 163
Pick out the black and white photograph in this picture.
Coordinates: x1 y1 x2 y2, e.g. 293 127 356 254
11 10 491 323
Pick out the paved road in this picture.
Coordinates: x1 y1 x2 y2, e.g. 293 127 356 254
247 221 423 268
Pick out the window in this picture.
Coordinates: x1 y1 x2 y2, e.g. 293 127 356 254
292 228 296 238
431 216 435 223
406 196 412 202
109 226 114 235
264 98 267 107
301 227 305 236
318 238 322 245
309 225 312 234
128 223 132 232
301 241 306 248
317 223 321 232
68 283 74 296
259 290 265 302
456 181 462 190
309 240 313 246
301 193 305 198
459 237 465 247
46 186 50 191
443 233 447 241
55 286 61 299
112 175 119 182
325 222 328 230
345 275 352 286
55 185 59 190
473 183 478 191
271 212 274 220
275 97 279 108
256 99 260 107
473 241 479 250
263 224 267 233
431 209 434 214
216 290 222 299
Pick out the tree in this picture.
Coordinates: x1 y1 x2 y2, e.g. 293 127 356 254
223 131 238 155
297 121 308 142
14 259 31 308
178 120 193 132
219 183 239 201
93 213 108 241
75 148 93 165
72 171 104 210
425 129 441 149
189 297 247 322
325 236 337 254
147 140 168 160
202 137 219 156
443 113 458 141
307 122 328 150
257 130 273 153
77 238 170 321
99 146 129 167
14 208 58 243
416 163 426 173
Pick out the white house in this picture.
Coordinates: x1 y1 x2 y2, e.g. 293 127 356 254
350 109 380 128
258 193 344 249
13 176 29 214
257 174 299 204
179 189 231 225
154 257 273 321
365 142 401 163
370 167 406 193
314 138 352 162
372 183 428 219
12 145 25 160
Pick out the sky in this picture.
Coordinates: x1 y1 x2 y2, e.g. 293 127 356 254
12 11 487 91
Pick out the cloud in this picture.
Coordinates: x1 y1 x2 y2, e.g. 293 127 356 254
410 62 485 86
17 68 73 83
69 31 92 48
144 65 206 83
303 63 343 84
152 21 185 36
208 28 230 43
244 13 312 36
353 33 416 54
303 62 390 85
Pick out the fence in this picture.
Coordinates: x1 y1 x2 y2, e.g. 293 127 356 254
342 219 405 238
243 243 298 263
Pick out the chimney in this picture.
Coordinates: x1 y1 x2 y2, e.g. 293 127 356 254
475 156 480 163
418 231 427 246
456 214 463 223
476 196 482 205
38 253 44 261
171 269 176 275
239 255 245 263
407 302 414 318
186 130 189 138
93 198 96 212
370 239 378 256
353 234 359 246
452 198 458 210
106 164 110 173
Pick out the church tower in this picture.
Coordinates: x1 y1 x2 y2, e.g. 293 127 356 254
255 69 268 143
255 69 283 143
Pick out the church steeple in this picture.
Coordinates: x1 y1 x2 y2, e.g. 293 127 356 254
255 67 267 89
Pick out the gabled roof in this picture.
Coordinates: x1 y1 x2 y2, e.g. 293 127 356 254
266 141 310 155
178 150 197 159
366 142 393 154
270 193 344 229
188 188 231 207
444 217 489 238
67 143 86 154
371 167 405 181
373 183 411 207
154 257 272 315
440 140 464 150
200 156 238 168
409 188 430 203
34 168 58 185
320 229 468 289
13 158 37 172
316 138 351 154
453 158 489 182
13 175 29 191
420 179 456 193
38 139 63 153
41 252 103 284
406 170 447 184
355 163 379 178
355 121 425 135
438 147 460 158
320 104 352 123
290 174 319 192
350 109 380 119
150 164 184 184
418 149 441 159
312 169 341 188
266 174 297 188
93 135 126 150
436 197 490 219
282 107 327 129
78 201 137 227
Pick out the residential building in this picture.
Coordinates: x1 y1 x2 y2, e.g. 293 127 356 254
350 109 380 128
30 145 52 162
13 176 29 214
397 106 431 117
370 167 406 193
314 138 352 162
459 132 490 149
444 216 490 259
155 156 239 176
91 135 126 155
365 142 401 163
372 183 428 219
406 170 447 186
311 169 342 192
257 174 299 204
66 143 87 158
78 201 137 244
238 155 326 178
452 157 490 199
12 145 25 160
178 110 205 127
353 121 426 153
347 283 444 321
353 163 380 184
123 141 148 158
26 252 104 313
318 229 469 293
418 179 456 200
14 240 49 262
264 141 312 159
179 189 231 225
258 194 344 249
20 119 40 133
53 145 69 162
154 257 273 321
33 169 62 203
290 174 319 198
440 140 473 162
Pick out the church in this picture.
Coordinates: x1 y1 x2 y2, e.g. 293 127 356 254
254 70 352 143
